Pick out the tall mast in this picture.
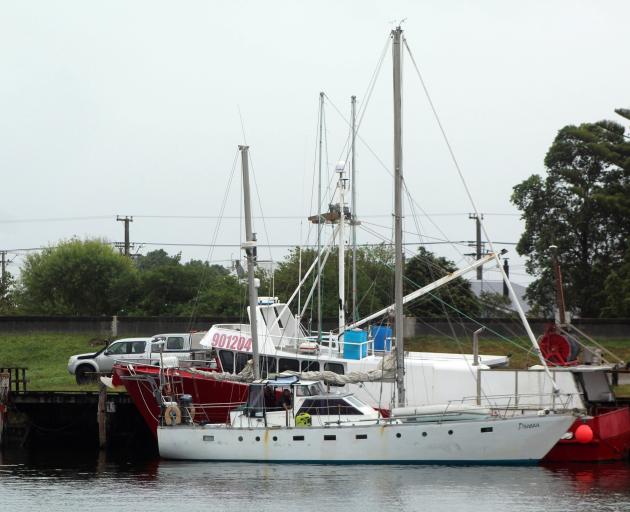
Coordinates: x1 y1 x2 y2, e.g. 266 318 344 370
337 162 346 341
392 26 405 407
351 95 358 324
239 145 260 381
317 92 324 343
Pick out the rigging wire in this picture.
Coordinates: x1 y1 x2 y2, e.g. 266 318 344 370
186 150 240 329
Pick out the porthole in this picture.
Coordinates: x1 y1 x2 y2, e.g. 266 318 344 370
238 436 243 442
448 430 453 435
255 436 261 441
422 432 427 437
273 436 278 441
396 433 401 438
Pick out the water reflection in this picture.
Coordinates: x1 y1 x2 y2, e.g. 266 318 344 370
1 449 629 512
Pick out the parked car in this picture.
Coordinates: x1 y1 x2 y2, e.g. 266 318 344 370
67 332 210 384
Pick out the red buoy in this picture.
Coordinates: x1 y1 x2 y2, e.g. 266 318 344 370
575 424 594 444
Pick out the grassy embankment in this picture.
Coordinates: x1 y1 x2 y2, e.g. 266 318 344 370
0 332 629 394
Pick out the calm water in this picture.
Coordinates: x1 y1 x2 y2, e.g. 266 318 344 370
1 449 630 512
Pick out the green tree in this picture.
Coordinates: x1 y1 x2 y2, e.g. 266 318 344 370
512 117 630 317
478 291 514 319
271 245 394 323
18 238 136 315
602 248 630 317
130 250 245 316
404 247 481 318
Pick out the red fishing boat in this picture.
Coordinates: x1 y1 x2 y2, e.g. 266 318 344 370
111 361 249 437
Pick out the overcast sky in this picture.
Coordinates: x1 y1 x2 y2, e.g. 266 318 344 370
1 0 628 289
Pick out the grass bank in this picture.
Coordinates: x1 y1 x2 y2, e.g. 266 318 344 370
0 332 629 395
0 332 104 391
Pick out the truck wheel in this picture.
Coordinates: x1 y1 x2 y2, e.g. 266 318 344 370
75 364 95 385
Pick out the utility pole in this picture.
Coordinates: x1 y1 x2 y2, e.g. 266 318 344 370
0 251 6 286
116 216 133 256
468 213 484 280
502 258 509 297
549 245 566 325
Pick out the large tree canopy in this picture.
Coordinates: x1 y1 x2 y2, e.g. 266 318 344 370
270 245 395 324
19 238 136 315
404 247 481 318
512 115 630 317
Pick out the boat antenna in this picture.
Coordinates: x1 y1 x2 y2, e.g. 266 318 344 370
239 145 261 380
392 25 405 408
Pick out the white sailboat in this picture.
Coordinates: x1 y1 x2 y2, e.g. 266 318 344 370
157 27 575 464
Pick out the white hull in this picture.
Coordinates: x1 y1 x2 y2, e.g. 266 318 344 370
158 414 574 464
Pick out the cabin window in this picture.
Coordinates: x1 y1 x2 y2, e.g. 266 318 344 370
166 336 185 350
297 398 362 416
278 358 299 373
235 353 250 373
301 360 319 372
295 385 311 397
324 362 344 375
355 434 367 440
324 435 336 441
481 427 493 433
219 350 234 373
292 435 305 441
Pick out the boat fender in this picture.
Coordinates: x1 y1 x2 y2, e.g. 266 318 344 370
164 404 182 426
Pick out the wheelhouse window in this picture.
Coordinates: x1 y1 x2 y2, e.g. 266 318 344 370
301 360 319 372
324 362 344 375
278 358 299 373
235 352 250 373
219 350 234 373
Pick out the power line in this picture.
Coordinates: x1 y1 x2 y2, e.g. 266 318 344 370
0 212 521 223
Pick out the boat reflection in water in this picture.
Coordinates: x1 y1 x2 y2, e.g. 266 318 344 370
1 447 629 512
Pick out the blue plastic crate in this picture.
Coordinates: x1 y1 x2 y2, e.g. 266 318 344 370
343 329 368 360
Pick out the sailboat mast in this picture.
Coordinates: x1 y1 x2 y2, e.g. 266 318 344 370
239 145 261 381
392 26 405 407
317 92 324 344
351 95 358 324
337 164 346 341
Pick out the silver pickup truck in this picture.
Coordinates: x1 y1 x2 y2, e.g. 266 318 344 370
67 332 210 384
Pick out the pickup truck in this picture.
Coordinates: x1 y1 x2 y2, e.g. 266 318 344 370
67 332 211 384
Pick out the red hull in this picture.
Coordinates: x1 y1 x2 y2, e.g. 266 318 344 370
543 407 630 462
112 364 249 437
